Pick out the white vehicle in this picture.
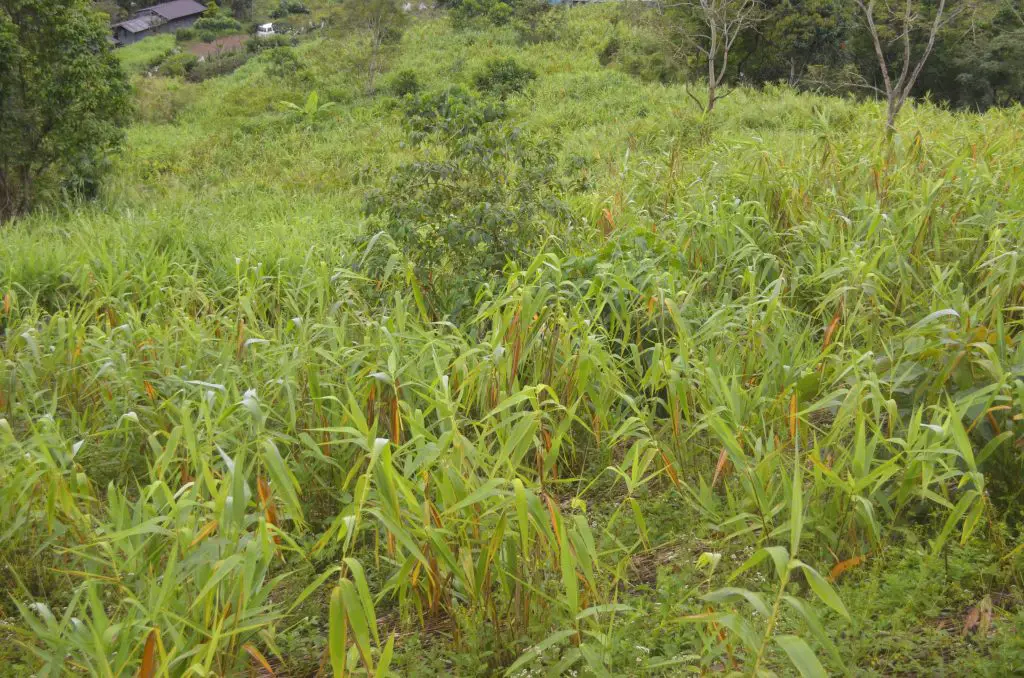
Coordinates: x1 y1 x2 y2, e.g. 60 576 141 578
256 23 275 38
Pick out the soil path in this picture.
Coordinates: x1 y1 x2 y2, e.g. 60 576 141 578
189 34 248 59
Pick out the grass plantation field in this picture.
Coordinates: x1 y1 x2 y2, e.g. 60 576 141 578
3 5 1024 676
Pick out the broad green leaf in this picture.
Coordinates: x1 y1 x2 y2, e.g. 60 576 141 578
776 635 827 678
792 561 849 621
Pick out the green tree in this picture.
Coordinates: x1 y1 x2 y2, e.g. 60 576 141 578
736 0 851 86
0 0 131 222
231 0 254 20
916 2 1024 110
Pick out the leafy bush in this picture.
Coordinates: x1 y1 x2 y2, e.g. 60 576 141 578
247 34 296 52
486 0 513 25
402 85 506 141
511 0 565 44
185 51 251 82
599 30 687 85
598 35 620 66
263 46 309 81
364 89 566 314
449 0 562 40
449 0 518 27
175 27 198 42
270 0 311 18
472 57 537 98
193 14 242 36
386 68 422 97
157 51 199 78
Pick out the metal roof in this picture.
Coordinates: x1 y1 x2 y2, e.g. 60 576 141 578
116 13 163 33
148 0 207 21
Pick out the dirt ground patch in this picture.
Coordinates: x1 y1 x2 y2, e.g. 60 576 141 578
189 34 248 59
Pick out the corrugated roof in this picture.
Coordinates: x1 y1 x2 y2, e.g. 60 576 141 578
116 13 163 33
149 0 208 21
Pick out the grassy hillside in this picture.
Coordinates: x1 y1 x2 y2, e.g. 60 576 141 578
3 7 1024 675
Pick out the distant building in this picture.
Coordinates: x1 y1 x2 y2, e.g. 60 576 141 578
113 0 207 46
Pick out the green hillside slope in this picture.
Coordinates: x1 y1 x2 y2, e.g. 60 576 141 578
2 7 1023 676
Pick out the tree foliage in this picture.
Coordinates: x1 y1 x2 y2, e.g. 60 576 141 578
611 0 1024 114
364 88 567 315
0 0 131 222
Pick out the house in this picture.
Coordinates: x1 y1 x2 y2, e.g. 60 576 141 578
113 0 208 46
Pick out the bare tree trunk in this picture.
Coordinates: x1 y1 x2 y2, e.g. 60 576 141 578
855 0 954 133
707 33 717 112
683 0 760 114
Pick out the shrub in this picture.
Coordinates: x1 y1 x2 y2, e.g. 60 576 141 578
599 31 687 85
386 69 422 97
511 0 564 44
472 57 536 98
270 0 311 18
194 15 242 32
247 34 297 52
193 15 242 38
449 0 511 27
402 86 506 141
263 46 308 80
364 89 566 315
157 51 199 77
185 51 251 82
598 36 620 66
449 0 561 38
486 1 513 25
175 27 198 42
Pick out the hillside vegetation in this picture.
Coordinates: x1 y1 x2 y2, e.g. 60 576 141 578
2 7 1024 676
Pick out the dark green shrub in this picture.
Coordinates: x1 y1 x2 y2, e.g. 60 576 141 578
247 34 297 52
472 57 536 98
263 46 308 80
270 0 310 18
145 50 173 71
511 0 564 44
598 36 620 66
185 51 251 82
599 31 687 85
158 51 199 77
386 69 422 97
193 15 242 33
449 0 560 39
364 88 567 316
486 1 513 25
175 27 198 42
402 86 506 142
